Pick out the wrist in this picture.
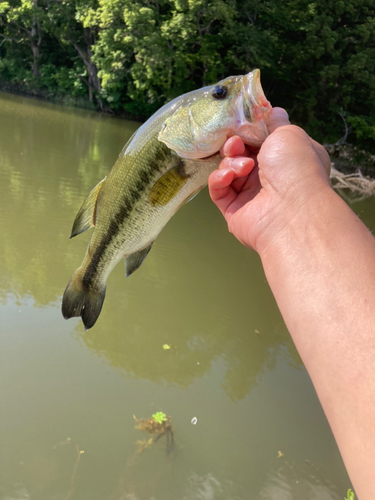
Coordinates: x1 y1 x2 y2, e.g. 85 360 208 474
254 177 334 261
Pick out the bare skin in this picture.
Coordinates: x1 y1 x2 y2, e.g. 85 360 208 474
208 108 375 500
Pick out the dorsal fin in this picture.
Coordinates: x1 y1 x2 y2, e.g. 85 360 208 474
70 177 106 238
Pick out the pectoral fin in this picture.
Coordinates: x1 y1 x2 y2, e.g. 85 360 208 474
70 177 106 238
125 244 153 277
149 162 188 207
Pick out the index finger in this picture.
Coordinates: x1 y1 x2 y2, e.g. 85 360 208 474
220 135 250 158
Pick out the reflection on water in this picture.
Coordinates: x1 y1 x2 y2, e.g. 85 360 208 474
185 473 230 500
0 91 369 499
258 471 342 500
0 92 138 306
185 467 343 500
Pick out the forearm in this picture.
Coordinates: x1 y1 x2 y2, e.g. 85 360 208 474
260 184 375 499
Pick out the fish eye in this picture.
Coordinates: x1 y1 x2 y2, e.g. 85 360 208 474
212 85 228 100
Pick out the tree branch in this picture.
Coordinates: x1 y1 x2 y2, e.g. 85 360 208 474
324 112 352 148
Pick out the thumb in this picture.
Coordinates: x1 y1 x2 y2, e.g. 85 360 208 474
266 107 291 133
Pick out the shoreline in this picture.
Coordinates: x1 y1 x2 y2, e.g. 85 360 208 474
1 83 374 187
0 81 146 124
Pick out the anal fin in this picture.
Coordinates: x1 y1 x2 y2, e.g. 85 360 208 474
125 244 153 277
71 177 106 238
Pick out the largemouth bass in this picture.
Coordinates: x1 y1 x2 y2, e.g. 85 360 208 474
62 69 271 330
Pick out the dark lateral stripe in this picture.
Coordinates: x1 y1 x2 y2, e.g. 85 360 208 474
82 144 171 289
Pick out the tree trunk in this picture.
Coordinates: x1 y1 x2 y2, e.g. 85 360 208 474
30 0 42 79
31 43 40 78
72 30 104 110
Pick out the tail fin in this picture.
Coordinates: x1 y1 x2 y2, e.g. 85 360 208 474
62 270 106 330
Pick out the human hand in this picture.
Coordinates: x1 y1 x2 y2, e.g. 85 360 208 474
208 108 331 254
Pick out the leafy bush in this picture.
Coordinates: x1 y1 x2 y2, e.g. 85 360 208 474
0 0 374 152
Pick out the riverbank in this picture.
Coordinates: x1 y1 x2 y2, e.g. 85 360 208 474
0 80 96 110
0 81 146 123
325 143 375 177
1 83 374 192
326 144 375 201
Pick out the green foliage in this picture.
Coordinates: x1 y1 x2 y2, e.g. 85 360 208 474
0 56 32 82
151 411 167 424
344 488 355 500
0 0 374 151
347 115 375 148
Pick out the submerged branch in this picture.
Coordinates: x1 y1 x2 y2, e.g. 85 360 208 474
326 143 375 200
330 167 375 202
62 443 84 500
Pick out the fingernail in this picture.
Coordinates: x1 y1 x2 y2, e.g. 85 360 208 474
231 158 252 170
272 107 289 120
216 170 228 180
238 158 252 167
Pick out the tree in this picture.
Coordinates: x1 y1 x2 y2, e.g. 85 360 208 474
48 0 105 108
0 0 47 78
0 0 373 152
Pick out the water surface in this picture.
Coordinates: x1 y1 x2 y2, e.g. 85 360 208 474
1 92 372 500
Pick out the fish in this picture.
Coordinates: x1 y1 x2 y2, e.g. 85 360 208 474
62 69 272 330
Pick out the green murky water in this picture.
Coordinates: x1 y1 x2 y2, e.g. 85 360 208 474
1 91 373 500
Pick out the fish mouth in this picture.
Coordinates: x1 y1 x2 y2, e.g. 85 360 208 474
230 69 271 149
244 69 271 120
